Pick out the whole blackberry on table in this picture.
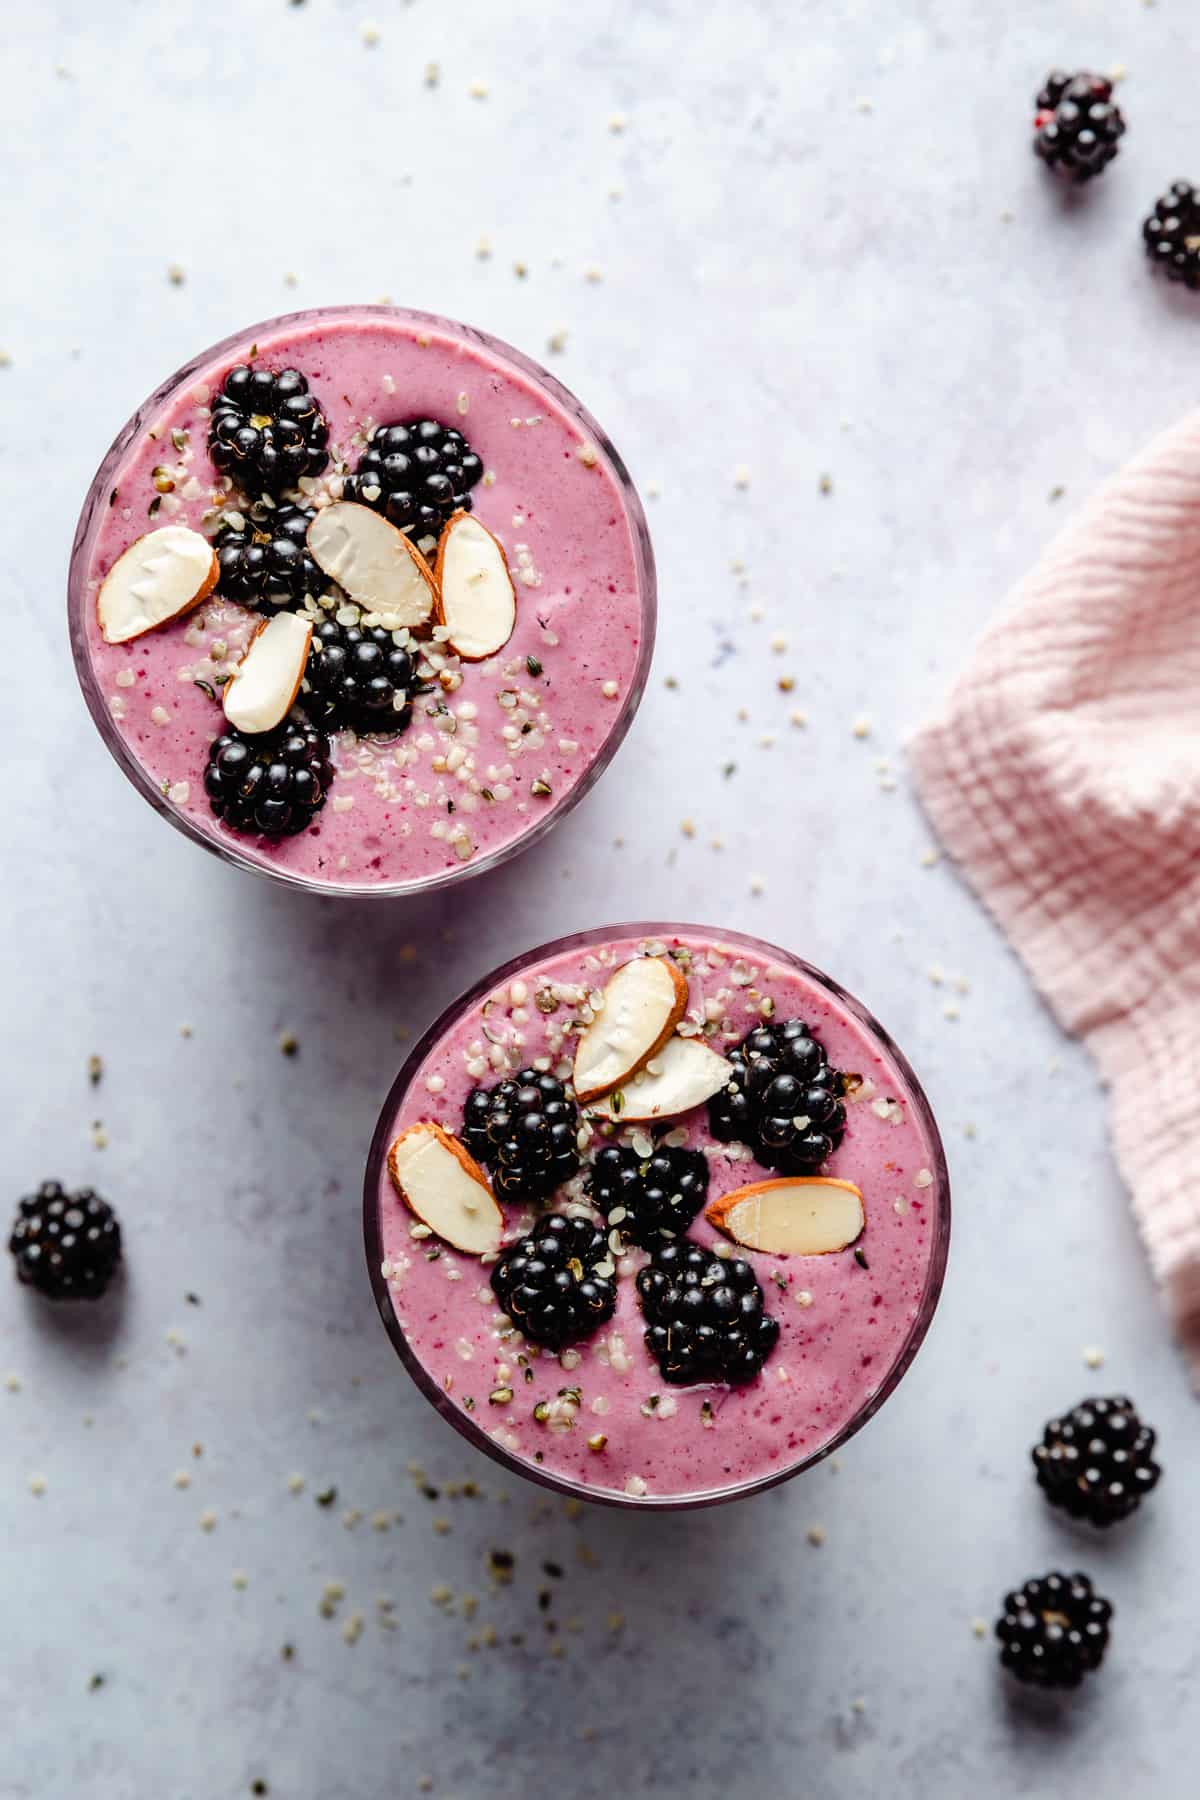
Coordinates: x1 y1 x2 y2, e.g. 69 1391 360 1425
461 1070 581 1205
204 719 333 838
214 504 323 610
586 1144 710 1249
208 365 330 498
343 420 484 546
1142 181 1200 290
302 618 416 736
995 1571 1112 1689
1033 72 1125 182
1033 1395 1162 1527
9 1182 122 1300
637 1242 779 1386
708 1019 846 1175
490 1213 617 1350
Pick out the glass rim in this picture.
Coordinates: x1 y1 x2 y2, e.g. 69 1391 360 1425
68 304 657 899
363 921 952 1512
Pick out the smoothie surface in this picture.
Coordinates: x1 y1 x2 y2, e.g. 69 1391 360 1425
373 929 947 1503
74 308 650 891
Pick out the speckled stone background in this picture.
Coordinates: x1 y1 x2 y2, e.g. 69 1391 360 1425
3 2 1199 1795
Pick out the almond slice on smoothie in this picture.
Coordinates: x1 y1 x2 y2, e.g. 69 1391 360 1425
387 1122 503 1257
433 511 516 661
589 1035 733 1122
706 1176 865 1256
307 501 437 628
223 612 313 734
572 956 689 1105
97 526 218 644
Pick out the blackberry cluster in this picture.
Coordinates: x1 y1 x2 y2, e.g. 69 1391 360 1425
303 618 417 736
209 365 330 498
995 1572 1112 1689
1033 1396 1162 1527
9 1182 122 1300
490 1213 616 1350
1143 181 1200 290
461 1070 581 1205
1033 72 1125 182
586 1144 709 1249
214 504 323 610
343 420 483 546
636 1242 779 1386
708 1019 846 1175
204 719 333 838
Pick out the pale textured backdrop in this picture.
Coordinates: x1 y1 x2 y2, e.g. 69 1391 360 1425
3 2 1198 1796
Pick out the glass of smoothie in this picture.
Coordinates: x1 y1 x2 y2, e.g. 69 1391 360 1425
365 924 951 1509
69 306 655 896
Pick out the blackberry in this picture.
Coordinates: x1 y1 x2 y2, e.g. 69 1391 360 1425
208 365 330 498
462 1070 580 1205
637 1241 779 1386
204 719 333 838
342 420 484 547
490 1213 617 1349
586 1144 709 1248
1033 72 1125 182
9 1181 122 1300
302 618 416 736
1033 1395 1162 1527
1143 181 1200 290
995 1572 1112 1689
708 1019 846 1175
214 504 323 611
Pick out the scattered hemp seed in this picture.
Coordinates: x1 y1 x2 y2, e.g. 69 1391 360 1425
733 464 752 489
818 472 834 495
608 112 627 132
425 61 440 87
806 1524 826 1546
315 1486 338 1508
279 1032 299 1057
547 329 568 355
199 1510 217 1532
1048 485 1066 504
851 715 872 739
166 264 185 286
972 1617 989 1639
88 1673 105 1691
29 1474 47 1497
469 78 490 99
87 1054 104 1087
361 20 380 46
287 1474 306 1496
1083 1345 1106 1370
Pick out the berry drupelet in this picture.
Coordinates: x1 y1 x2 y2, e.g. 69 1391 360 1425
204 719 333 838
342 420 484 547
1033 1395 1162 1527
302 618 417 736
490 1213 617 1350
1033 72 1125 182
214 504 323 611
586 1143 709 1249
637 1241 779 1386
9 1181 122 1300
995 1572 1112 1689
461 1070 581 1205
708 1018 846 1175
1142 181 1200 290
208 366 330 498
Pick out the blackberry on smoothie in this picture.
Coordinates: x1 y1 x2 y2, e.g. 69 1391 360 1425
70 307 654 894
366 926 950 1507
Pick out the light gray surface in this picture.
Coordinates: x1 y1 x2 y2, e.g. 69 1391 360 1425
3 1 1198 1795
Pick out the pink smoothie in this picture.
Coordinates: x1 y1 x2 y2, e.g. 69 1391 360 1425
367 927 949 1505
70 307 653 893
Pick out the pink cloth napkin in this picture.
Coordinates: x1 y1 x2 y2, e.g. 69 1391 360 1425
910 410 1200 1382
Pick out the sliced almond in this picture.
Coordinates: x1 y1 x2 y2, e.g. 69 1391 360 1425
572 956 688 1105
97 526 218 644
387 1122 502 1257
433 510 516 660
706 1177 865 1257
589 1035 733 1122
223 612 312 734
307 501 437 627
